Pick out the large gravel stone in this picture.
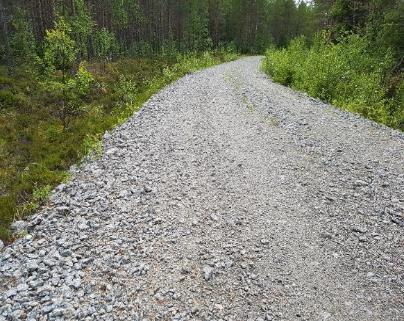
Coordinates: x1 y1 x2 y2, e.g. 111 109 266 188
10 221 27 234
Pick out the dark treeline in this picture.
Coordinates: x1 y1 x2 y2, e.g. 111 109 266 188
1 1 402 66
0 0 316 62
314 0 402 57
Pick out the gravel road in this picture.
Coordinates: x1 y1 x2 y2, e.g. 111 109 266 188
1 57 403 321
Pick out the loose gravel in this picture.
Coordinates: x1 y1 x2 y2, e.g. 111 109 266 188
1 57 403 321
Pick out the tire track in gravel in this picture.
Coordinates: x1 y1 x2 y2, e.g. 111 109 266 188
1 57 403 321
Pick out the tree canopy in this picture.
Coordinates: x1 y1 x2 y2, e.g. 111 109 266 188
0 0 317 59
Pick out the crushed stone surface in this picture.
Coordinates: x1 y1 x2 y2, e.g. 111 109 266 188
1 57 403 321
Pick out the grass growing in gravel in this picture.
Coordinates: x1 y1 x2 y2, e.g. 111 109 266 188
263 34 403 131
0 50 239 241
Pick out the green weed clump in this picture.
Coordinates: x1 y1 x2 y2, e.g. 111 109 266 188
0 50 238 241
263 33 403 130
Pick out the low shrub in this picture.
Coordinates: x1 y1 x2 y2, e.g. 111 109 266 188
263 33 402 130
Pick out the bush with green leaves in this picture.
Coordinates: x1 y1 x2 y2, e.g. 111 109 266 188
115 75 137 106
44 17 76 78
41 63 95 123
62 64 95 102
263 33 402 130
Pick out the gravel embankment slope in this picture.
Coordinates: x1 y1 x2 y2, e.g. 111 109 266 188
1 57 403 321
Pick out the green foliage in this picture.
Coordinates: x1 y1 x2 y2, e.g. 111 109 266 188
40 63 95 123
9 8 38 67
44 17 76 76
0 196 14 240
1 0 320 61
184 0 212 52
69 64 95 97
115 75 137 106
93 28 119 62
32 185 52 207
370 1 404 60
161 36 180 59
67 0 94 59
266 0 301 47
263 33 402 130
82 134 103 157
64 64 96 115
391 80 404 129
107 0 141 29
263 37 307 85
129 41 153 57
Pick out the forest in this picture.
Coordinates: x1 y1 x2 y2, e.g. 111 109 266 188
0 0 315 56
0 0 402 241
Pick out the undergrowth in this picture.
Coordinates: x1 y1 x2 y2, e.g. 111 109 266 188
263 33 403 130
0 50 239 241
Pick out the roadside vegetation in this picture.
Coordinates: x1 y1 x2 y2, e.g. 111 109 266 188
1 0 402 241
0 52 238 241
263 1 403 131
0 0 245 241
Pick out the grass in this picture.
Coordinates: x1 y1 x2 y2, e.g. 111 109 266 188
0 50 239 241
